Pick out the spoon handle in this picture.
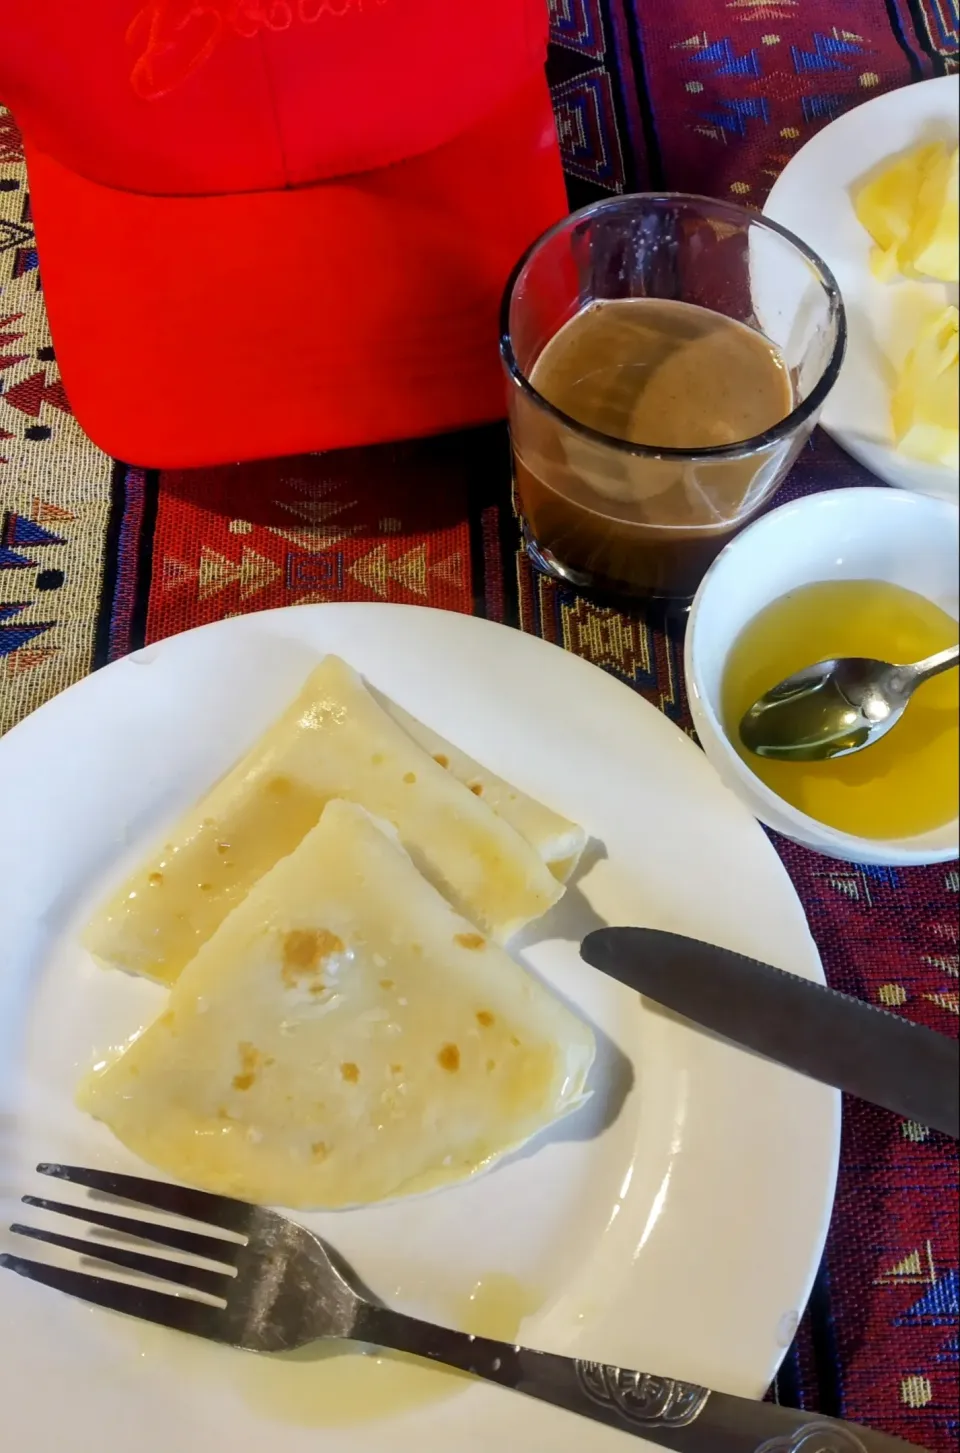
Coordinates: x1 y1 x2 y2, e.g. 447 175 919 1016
900 643 960 693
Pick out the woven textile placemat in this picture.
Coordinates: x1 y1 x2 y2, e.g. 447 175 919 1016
1 2 957 1447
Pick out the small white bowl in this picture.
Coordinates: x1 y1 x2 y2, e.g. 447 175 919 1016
685 487 960 866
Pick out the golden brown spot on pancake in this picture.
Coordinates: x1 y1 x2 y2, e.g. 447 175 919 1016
267 775 292 797
311 1142 328 1162
510 1036 521 1048
433 753 449 769
403 772 417 784
198 882 213 892
379 979 395 990
371 753 384 765
411 943 423 955
233 1042 263 1092
486 1059 497 1073
469 782 484 796
216 841 231 856
148 871 164 887
476 1011 495 1028
455 933 486 951
159 1011 175 1028
340 1062 360 1083
390 1064 404 1076
308 982 327 997
438 1044 461 1073
282 928 344 988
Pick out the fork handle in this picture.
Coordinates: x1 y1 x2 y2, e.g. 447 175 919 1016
353 1304 923 1451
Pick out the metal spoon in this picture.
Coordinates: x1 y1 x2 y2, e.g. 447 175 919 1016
740 643 959 762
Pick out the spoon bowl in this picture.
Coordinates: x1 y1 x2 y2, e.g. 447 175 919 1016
740 645 959 762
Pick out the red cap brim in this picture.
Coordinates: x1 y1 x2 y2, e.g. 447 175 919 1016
26 73 566 468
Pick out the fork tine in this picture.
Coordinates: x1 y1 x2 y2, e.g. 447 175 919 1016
10 1224 233 1299
22 1197 242 1266
0 1253 233 1342
37 1164 252 1234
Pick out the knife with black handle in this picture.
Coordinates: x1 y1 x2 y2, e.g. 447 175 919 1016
580 928 958 1139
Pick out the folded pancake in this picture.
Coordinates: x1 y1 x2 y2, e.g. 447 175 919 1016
84 656 570 986
377 694 586 883
78 801 595 1209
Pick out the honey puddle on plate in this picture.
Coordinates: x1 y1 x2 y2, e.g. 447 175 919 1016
241 1273 541 1427
722 579 959 839
130 1273 540 1428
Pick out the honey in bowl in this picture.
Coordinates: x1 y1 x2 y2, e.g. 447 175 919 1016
722 580 959 840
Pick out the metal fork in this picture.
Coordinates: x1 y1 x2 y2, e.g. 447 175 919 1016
1 1165 922 1453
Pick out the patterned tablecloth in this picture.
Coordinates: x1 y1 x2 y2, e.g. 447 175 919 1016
1 2 958 1448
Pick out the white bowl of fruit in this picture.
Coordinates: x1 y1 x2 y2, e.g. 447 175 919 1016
765 75 958 501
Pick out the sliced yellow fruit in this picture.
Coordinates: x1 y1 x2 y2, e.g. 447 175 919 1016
892 305 960 467
855 143 938 279
854 142 959 283
904 143 959 283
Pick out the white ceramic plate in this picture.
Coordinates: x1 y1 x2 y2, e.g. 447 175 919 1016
765 74 959 502
0 605 839 1453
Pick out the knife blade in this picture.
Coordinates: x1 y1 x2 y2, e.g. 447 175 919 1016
580 928 959 1139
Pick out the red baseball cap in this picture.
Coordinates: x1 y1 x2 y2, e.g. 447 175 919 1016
0 1 567 467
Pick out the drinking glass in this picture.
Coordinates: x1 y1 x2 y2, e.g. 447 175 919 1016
500 194 847 600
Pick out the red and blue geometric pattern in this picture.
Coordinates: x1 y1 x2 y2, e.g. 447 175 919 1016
550 67 626 191
549 0 607 59
914 0 959 61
